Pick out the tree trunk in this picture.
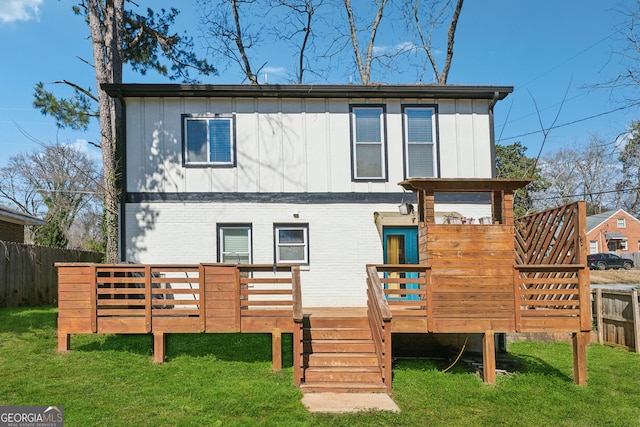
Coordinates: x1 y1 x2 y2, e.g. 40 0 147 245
87 0 123 263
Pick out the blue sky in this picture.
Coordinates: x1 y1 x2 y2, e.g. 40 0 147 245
0 0 638 170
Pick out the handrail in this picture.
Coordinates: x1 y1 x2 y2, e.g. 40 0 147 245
366 265 392 393
291 265 303 323
515 264 586 271
366 266 392 321
368 264 431 273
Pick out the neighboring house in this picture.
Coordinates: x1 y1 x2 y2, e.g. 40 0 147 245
103 84 512 307
0 205 45 243
586 209 640 254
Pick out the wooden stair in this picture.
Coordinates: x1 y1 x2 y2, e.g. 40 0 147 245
299 309 386 393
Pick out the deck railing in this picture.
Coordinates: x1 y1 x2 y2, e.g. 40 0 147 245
58 263 301 366
368 264 429 331
514 202 591 332
366 265 393 394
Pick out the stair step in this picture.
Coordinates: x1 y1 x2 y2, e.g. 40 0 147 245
304 339 375 353
307 352 379 367
303 328 372 340
300 381 387 394
305 366 382 383
304 316 369 329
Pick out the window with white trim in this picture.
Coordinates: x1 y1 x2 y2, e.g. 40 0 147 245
274 224 309 264
351 106 386 180
183 114 235 166
617 217 626 228
403 106 437 178
218 225 251 264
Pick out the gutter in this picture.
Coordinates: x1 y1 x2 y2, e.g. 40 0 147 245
101 83 514 101
113 88 127 263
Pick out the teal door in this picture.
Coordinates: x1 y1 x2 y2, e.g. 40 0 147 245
382 227 419 300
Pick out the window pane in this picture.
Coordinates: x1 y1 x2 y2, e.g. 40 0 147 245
223 228 249 252
186 120 207 162
210 120 231 163
408 144 434 177
279 246 305 261
356 144 383 178
279 229 304 243
407 109 433 143
355 109 381 142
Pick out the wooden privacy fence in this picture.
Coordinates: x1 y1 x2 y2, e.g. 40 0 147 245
57 263 301 367
592 287 640 352
0 241 102 307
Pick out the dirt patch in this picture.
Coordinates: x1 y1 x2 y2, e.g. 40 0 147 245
589 269 640 284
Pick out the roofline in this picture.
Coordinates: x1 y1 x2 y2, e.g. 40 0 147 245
0 206 45 226
587 208 640 233
101 83 514 101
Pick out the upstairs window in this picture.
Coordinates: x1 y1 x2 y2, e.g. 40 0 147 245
617 217 626 228
183 114 235 167
274 224 309 264
404 106 437 178
351 106 387 181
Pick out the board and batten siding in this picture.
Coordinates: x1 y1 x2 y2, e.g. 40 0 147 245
124 97 494 194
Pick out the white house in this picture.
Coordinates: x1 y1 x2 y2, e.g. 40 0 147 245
103 84 513 307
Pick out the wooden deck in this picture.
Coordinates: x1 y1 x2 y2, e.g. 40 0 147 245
56 181 592 389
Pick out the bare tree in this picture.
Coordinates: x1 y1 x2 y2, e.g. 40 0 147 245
406 0 464 84
342 0 388 85
198 0 263 84
0 143 102 249
536 137 621 214
270 0 326 84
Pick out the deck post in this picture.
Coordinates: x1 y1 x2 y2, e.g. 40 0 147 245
572 331 588 385
153 332 165 364
272 328 282 371
482 331 496 384
57 332 70 352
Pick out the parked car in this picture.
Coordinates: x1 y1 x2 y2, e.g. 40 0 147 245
587 253 634 270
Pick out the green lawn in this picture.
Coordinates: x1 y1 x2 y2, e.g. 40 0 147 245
1 307 639 426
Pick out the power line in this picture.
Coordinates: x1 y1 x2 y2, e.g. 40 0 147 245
530 185 640 202
496 101 640 143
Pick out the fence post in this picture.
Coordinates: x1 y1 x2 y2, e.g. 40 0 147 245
632 288 640 353
596 288 603 344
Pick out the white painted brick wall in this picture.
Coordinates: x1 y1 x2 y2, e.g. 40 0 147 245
125 201 490 307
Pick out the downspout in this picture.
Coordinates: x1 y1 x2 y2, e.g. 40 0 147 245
488 91 499 178
114 88 127 263
488 92 506 351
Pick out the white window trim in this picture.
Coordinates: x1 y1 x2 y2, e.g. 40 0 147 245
617 217 626 228
403 105 438 179
274 224 309 265
218 225 252 264
350 105 387 181
183 114 235 167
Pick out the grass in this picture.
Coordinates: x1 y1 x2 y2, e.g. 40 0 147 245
1 307 640 426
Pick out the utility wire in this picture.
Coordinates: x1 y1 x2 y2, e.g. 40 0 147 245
496 101 640 143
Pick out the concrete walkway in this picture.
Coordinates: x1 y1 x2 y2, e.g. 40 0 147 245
301 392 400 413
